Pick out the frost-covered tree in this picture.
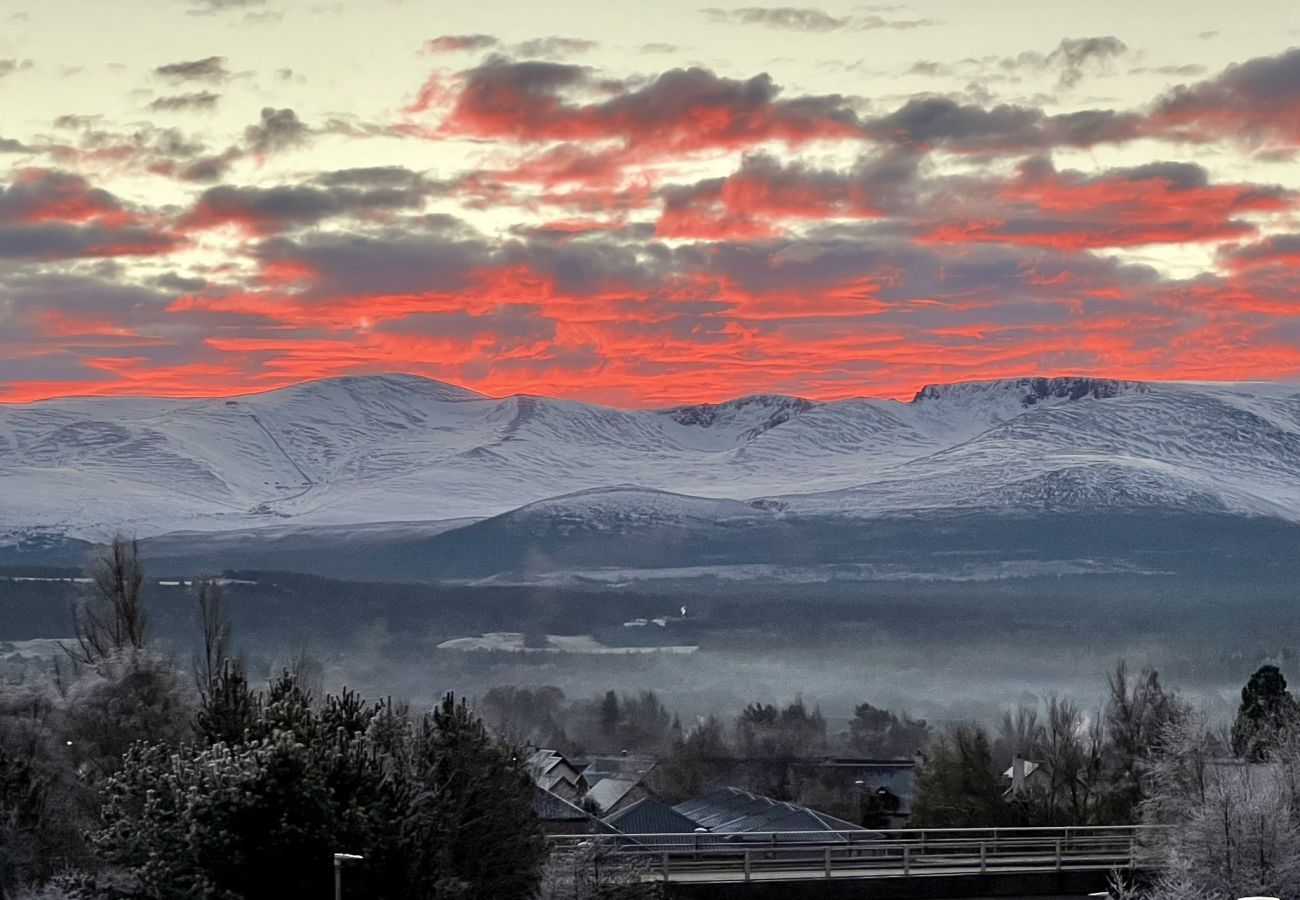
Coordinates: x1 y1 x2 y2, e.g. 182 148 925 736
1138 713 1300 899
93 680 546 900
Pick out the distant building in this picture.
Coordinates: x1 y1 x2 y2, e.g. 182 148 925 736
1003 756 1049 799
672 787 867 842
602 797 706 850
793 756 920 828
526 749 589 803
580 754 659 816
533 786 617 836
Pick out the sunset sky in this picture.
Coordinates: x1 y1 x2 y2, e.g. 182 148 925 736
1 0 1299 404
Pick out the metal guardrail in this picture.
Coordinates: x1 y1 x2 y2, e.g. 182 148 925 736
549 824 1163 884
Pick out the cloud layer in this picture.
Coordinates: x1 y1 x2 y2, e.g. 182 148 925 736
2 24 1299 404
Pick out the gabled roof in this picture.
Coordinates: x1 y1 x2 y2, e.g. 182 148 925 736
604 797 703 835
1002 760 1042 779
528 749 576 778
585 776 641 813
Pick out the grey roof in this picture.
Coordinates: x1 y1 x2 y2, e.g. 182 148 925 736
534 785 592 822
605 797 703 835
585 777 640 813
533 786 622 835
672 787 867 841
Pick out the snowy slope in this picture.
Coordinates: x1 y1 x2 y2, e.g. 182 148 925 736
3 374 1300 545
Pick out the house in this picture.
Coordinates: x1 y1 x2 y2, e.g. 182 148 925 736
533 785 619 836
602 797 706 850
794 756 920 827
580 753 659 816
1003 756 1051 799
526 749 589 803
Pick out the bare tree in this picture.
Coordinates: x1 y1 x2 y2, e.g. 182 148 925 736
539 840 663 900
66 535 147 666
192 578 233 698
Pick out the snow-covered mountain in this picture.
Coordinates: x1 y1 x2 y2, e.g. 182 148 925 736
3 374 1300 561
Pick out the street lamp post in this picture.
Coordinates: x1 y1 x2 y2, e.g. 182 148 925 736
333 852 364 900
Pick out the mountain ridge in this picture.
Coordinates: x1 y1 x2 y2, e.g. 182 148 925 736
3 374 1300 562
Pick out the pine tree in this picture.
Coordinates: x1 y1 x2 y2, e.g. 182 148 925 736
1231 664 1298 761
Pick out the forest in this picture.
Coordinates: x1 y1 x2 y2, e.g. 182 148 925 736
4 537 1300 900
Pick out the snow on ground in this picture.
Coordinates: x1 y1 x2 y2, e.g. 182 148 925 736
3 374 1300 543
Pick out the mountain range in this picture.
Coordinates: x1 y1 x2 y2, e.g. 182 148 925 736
3 374 1299 584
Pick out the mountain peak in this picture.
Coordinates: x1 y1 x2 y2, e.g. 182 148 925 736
911 376 1151 407
245 373 488 403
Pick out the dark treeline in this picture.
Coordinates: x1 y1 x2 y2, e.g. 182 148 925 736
471 662 1184 829
0 538 549 900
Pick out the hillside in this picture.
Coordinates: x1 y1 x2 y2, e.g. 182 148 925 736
3 374 1299 582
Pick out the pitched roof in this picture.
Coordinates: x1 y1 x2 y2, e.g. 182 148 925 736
605 797 703 835
672 787 867 841
533 786 622 834
585 776 641 813
1002 760 1042 779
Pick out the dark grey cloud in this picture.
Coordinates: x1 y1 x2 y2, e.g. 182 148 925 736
148 91 221 112
0 137 31 153
0 58 33 79
863 95 1141 151
0 221 178 261
243 107 309 156
183 169 435 232
510 37 598 58
907 37 1127 90
0 170 179 261
1149 47 1300 144
154 56 230 83
313 166 430 188
1112 160 1209 190
1043 36 1128 88
447 57 865 150
52 114 99 129
659 147 922 232
256 221 681 302
702 6 936 31
175 149 243 182
1220 233 1300 269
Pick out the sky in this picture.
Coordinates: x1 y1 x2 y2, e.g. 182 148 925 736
1 1 1299 405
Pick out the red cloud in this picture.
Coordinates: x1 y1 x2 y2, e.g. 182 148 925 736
657 154 885 238
921 159 1290 249
1147 48 1300 148
426 59 864 161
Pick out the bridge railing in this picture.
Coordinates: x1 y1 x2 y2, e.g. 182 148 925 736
549 824 1165 883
